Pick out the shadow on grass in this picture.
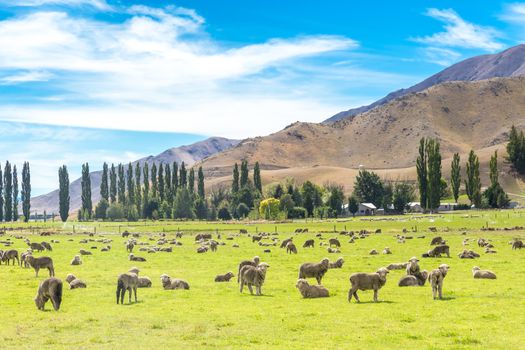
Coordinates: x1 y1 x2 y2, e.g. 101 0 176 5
434 296 456 301
349 300 395 304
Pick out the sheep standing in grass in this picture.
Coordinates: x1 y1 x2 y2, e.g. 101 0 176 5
472 266 497 279
116 272 139 304
382 247 392 255
286 241 298 254
512 239 523 250
296 279 329 298
20 250 32 268
160 274 190 290
25 256 55 277
237 256 260 282
2 249 19 265
239 262 270 296
348 267 389 303
298 258 330 285
215 272 235 282
428 264 450 300
329 238 341 248
35 277 63 311
303 239 315 248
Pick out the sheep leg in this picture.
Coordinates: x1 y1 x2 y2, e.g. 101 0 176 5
133 287 137 303
239 281 244 293
116 287 120 304
316 276 322 285
248 284 254 295
438 282 443 299
128 287 132 304
373 289 378 302
35 267 39 277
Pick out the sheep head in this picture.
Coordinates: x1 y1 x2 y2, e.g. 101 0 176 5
439 264 450 276
376 267 389 279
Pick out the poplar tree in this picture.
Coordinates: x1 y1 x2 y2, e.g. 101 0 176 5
4 161 12 221
58 165 70 222
127 163 135 207
232 163 239 193
179 162 187 188
465 150 481 208
0 166 3 221
118 163 126 204
151 163 158 198
12 165 18 221
253 161 262 193
240 160 249 188
143 163 150 205
188 168 195 194
21 162 30 222
416 138 428 211
100 162 109 201
81 163 92 219
426 139 442 211
135 163 142 215
198 166 205 198
165 164 171 203
158 163 165 201
109 163 117 203
450 153 461 203
172 162 179 199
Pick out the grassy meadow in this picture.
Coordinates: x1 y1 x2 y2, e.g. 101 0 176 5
1 210 525 349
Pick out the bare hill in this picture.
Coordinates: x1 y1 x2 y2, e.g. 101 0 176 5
326 44 525 123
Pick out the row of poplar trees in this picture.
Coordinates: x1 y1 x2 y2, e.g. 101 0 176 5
0 161 31 222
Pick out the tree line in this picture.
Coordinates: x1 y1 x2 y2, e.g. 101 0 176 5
0 161 31 222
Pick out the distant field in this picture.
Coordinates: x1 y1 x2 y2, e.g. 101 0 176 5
1 210 525 349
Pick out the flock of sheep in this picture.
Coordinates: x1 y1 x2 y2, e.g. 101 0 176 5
0 226 522 311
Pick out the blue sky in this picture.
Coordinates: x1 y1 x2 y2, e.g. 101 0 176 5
0 0 524 194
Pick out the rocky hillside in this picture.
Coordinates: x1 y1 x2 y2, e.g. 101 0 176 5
326 44 525 123
31 137 239 214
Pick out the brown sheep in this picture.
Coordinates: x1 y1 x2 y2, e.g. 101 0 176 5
298 258 330 285
28 242 44 252
215 272 235 282
79 249 92 256
386 262 408 271
129 253 146 262
210 240 218 252
302 239 315 248
35 277 63 311
430 236 444 245
160 274 190 290
472 266 497 279
66 274 87 289
382 247 392 255
398 270 428 287
286 241 298 254
197 246 208 254
70 255 82 265
428 264 450 300
328 257 344 269
348 267 389 303
26 256 55 277
239 262 270 296
138 276 152 288
296 279 329 298
126 241 135 253
512 239 523 250
2 249 19 265
423 245 450 258
116 272 139 304
41 242 53 251
237 256 260 282
328 238 341 248
280 238 293 249
20 250 32 268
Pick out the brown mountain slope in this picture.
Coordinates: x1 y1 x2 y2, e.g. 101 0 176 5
199 77 525 180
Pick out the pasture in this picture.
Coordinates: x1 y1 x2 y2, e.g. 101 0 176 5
1 211 525 349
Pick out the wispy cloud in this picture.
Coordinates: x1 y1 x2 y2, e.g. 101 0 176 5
500 3 525 23
413 8 503 52
1 70 52 84
0 0 110 10
420 47 462 66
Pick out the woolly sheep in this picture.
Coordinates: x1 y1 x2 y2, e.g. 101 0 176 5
348 267 389 303
295 279 329 298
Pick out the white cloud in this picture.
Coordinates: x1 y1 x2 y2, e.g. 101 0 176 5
500 3 525 23
0 0 110 10
421 47 462 66
414 8 503 51
1 70 52 84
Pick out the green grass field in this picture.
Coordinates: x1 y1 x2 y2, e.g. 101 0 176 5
1 210 525 349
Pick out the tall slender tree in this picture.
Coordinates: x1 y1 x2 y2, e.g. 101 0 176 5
232 163 239 193
81 163 92 219
100 162 109 201
489 150 498 186
197 166 205 199
135 162 142 215
450 153 461 203
465 150 481 208
416 138 428 211
127 163 135 207
109 163 117 203
4 161 12 221
0 166 3 221
143 163 150 205
171 162 179 199
58 165 70 222
117 163 126 204
240 160 249 188
158 163 165 201
151 163 158 198
188 168 195 194
21 162 30 222
426 139 442 211
12 165 18 221
179 162 187 187
253 162 262 193
165 164 171 203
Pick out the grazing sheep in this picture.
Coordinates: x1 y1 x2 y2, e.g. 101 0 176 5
126 241 135 253
29 242 45 252
387 262 408 271
430 236 444 245
215 272 235 282
472 266 497 279
41 242 53 251
70 255 82 266
25 256 55 277
35 277 63 311
512 239 523 250
79 249 92 256
298 258 330 285
428 264 450 300
195 233 212 241
160 274 190 290
328 257 344 269
328 238 341 248
398 270 428 287
129 253 146 262
382 247 392 254
485 248 497 254
286 241 298 254
423 245 450 258
280 238 293 249
239 262 270 295
252 235 262 243
295 279 329 298
197 246 208 254
477 238 488 247
348 267 389 303
237 256 260 282
1 249 19 265
20 251 32 268
138 276 152 288
327 247 340 253
116 272 139 304
369 249 378 255
128 267 140 275
69 277 87 289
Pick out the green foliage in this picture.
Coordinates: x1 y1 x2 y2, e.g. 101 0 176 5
197 166 205 199
426 139 442 211
326 184 345 217
253 162 262 193
279 193 295 213
158 163 165 201
171 162 179 196
235 202 250 219
95 198 109 220
301 181 322 217
195 197 208 220
0 166 3 221
165 164 172 203
58 165 69 222
416 137 428 211
118 163 126 204
440 178 449 199
159 200 172 219
484 151 510 208
126 205 139 222
272 183 284 199
179 162 187 188
353 169 384 207
21 162 30 222
151 163 158 199
106 202 125 221
382 182 393 209
144 198 159 220
188 168 195 194
450 153 461 203
314 205 330 219
465 150 482 208
3 161 12 221
109 163 117 203
217 206 231 220
393 182 415 212
142 163 149 208
506 125 525 173
135 163 142 214
173 188 195 219
232 163 239 193
288 206 307 219
12 165 18 221
259 197 280 220
127 163 135 207
240 160 249 188
348 196 359 216
100 162 109 201
81 163 92 220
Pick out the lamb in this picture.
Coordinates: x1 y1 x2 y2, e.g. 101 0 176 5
20 250 32 268
328 257 344 269
138 276 152 288
66 274 87 289
35 277 63 311
1 249 19 265
428 264 450 300
298 258 330 285
303 239 315 248
348 267 389 303
25 255 55 277
387 262 408 271
70 255 82 265
129 253 146 262
126 241 135 253
239 262 270 295
406 257 426 285
210 240 218 252
328 238 341 248
472 266 497 279
286 241 298 254
382 247 392 254
215 272 235 282
116 272 139 304
237 256 260 282
295 279 329 298
398 270 428 287
160 274 190 290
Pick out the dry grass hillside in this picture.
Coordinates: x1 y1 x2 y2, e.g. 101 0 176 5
200 77 525 196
